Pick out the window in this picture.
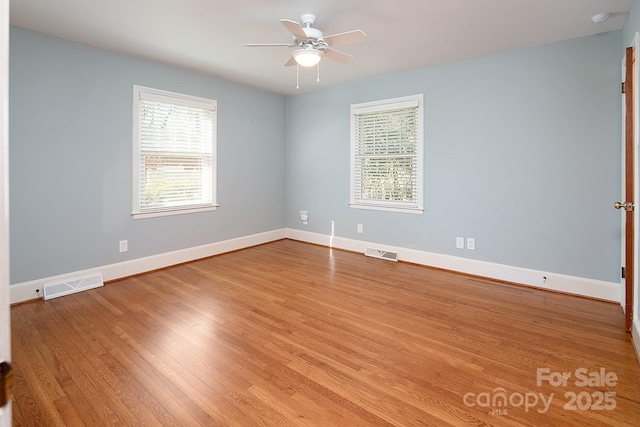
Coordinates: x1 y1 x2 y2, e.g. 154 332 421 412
350 94 424 213
132 86 217 219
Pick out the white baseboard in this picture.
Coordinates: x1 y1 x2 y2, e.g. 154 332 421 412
11 227 621 306
285 228 621 303
633 319 640 365
10 229 286 304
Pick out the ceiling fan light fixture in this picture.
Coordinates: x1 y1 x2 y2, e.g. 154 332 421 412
292 48 323 67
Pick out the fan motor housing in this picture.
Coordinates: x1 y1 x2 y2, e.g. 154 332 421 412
302 27 323 40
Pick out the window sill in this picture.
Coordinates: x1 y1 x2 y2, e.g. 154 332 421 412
132 205 218 220
349 203 424 214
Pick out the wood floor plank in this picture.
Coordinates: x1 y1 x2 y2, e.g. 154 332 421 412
39 299 161 425
11 239 640 426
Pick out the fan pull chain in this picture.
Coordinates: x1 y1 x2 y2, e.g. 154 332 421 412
296 64 299 89
317 62 320 82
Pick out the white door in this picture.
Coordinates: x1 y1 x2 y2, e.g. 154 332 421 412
632 35 640 344
0 0 11 424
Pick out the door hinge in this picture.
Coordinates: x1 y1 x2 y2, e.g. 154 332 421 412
622 266 626 279
622 82 626 93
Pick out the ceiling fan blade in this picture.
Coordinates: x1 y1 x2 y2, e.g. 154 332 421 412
324 48 354 64
246 43 295 47
284 56 297 67
322 30 366 46
280 19 308 40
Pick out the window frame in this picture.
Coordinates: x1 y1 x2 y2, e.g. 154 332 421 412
132 85 218 219
349 94 424 214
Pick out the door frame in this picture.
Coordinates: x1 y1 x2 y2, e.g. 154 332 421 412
623 46 635 331
0 0 11 424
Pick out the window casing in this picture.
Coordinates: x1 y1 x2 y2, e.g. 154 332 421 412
350 94 424 213
132 86 217 219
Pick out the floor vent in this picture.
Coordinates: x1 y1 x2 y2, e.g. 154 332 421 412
43 273 104 300
364 248 399 262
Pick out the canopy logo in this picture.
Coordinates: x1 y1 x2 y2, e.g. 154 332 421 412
463 367 618 416
463 388 553 415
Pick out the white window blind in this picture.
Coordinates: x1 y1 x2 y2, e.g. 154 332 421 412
350 95 424 213
133 86 217 218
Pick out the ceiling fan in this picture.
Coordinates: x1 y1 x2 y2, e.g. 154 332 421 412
246 14 366 68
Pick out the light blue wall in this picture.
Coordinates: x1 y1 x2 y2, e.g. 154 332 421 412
624 0 640 46
9 27 286 284
286 31 622 283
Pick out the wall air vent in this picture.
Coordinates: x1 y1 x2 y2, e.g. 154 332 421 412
43 273 104 300
364 248 398 262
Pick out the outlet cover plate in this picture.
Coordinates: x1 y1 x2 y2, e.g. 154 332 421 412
466 238 476 251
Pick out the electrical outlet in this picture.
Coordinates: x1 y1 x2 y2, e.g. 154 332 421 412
119 240 128 253
357 224 363 234
466 238 475 251
299 210 309 224
456 237 464 249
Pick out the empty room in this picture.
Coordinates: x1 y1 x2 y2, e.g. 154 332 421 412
1 0 640 426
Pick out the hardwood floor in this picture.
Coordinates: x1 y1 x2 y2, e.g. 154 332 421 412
10 239 640 426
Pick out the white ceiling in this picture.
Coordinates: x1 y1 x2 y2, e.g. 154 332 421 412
10 0 633 96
